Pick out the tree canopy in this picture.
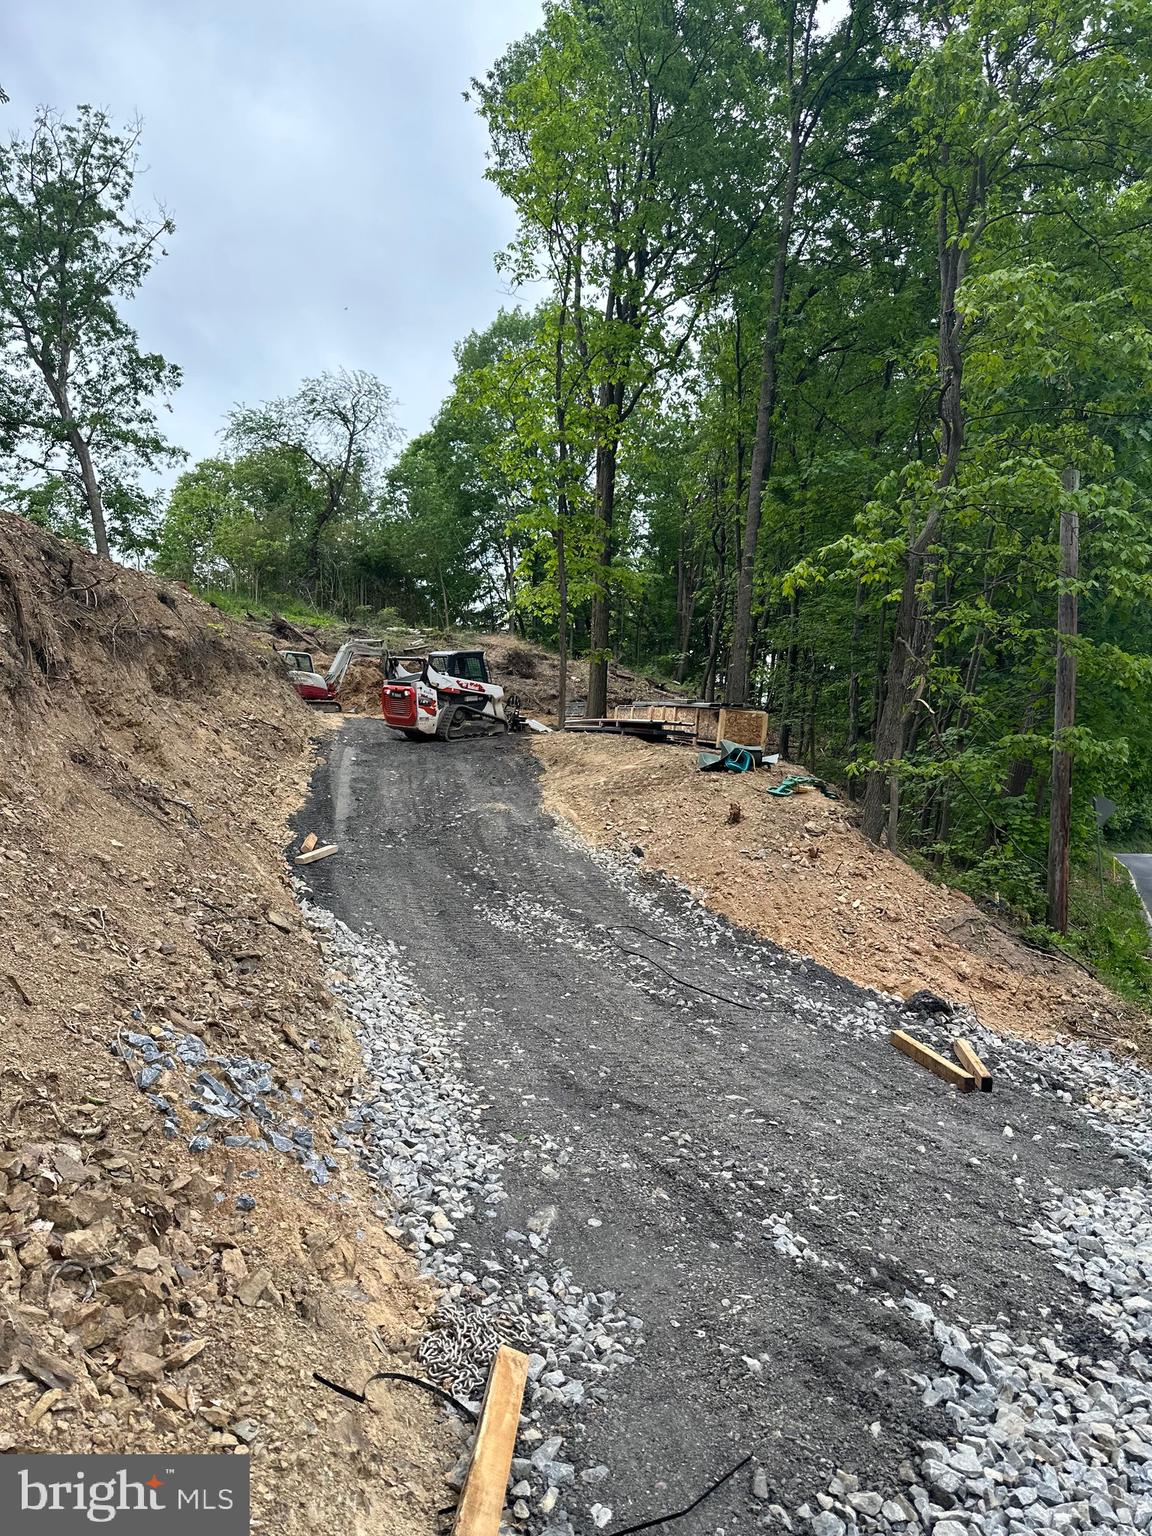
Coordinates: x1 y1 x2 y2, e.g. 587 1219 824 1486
0 105 181 556
7 8 1152 992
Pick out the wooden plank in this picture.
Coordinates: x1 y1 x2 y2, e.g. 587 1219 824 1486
890 1029 975 1092
299 831 319 854
294 844 339 865
953 1037 993 1092
717 707 769 750
453 1345 530 1536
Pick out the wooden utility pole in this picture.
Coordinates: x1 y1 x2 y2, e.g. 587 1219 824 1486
1046 465 1080 933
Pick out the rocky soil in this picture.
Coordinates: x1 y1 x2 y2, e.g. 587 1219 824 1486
532 731 1145 1054
0 516 452 1536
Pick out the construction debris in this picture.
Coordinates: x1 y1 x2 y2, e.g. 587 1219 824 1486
299 831 319 854
452 1345 530 1536
698 740 757 773
767 774 838 799
890 1029 976 1092
571 702 772 756
294 843 338 865
953 1036 994 1092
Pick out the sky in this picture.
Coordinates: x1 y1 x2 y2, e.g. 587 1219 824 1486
5 0 543 474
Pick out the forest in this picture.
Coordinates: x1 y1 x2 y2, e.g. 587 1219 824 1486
2 1 1152 993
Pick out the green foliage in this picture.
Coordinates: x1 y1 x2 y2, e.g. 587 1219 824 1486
0 105 182 554
14 11 1152 1009
1057 863 1152 1010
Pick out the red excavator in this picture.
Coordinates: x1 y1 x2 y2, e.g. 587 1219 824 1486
278 639 388 711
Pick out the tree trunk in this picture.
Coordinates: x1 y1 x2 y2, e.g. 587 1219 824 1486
674 520 699 683
777 594 801 759
861 188 969 844
847 581 864 750
1046 466 1080 933
68 427 111 560
726 85 805 705
587 435 618 718
555 517 569 729
703 585 727 701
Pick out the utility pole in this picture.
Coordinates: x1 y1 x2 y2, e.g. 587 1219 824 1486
1046 465 1080 933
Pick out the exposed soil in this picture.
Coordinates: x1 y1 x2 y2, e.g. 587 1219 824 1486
476 632 684 724
531 731 1146 1054
0 516 450 1534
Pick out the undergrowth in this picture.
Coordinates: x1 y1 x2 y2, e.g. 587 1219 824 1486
1057 860 1152 1010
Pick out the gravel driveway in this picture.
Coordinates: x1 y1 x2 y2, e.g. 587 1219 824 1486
297 722 1149 1535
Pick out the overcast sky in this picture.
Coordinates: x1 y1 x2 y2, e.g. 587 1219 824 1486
6 0 543 474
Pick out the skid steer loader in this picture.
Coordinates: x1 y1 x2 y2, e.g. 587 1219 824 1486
379 649 523 740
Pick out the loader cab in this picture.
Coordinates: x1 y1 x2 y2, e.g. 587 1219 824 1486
429 650 490 685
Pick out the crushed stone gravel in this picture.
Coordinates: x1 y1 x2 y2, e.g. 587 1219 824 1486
297 725 1152 1536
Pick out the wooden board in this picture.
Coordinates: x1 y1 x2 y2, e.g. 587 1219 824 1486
294 844 339 865
299 832 319 854
953 1037 993 1092
716 707 769 750
452 1345 530 1536
890 1029 975 1092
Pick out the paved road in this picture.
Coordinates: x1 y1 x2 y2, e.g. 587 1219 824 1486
299 722 1123 1531
1117 854 1152 928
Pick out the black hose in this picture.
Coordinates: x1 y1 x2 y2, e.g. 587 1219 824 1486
312 1369 478 1423
610 1454 753 1535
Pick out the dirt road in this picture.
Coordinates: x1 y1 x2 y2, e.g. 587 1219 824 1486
298 722 1125 1529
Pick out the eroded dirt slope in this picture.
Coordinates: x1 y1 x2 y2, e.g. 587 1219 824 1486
0 515 450 1535
532 731 1143 1051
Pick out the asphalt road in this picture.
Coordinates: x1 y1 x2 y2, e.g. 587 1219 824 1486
298 722 1126 1530
1117 854 1152 928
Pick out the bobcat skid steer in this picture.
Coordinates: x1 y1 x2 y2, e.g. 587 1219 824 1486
379 649 523 741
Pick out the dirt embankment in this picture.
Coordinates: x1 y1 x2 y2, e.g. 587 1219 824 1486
477 633 684 723
0 516 450 1535
532 732 1145 1053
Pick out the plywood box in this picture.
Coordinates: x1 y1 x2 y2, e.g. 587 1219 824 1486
716 707 770 750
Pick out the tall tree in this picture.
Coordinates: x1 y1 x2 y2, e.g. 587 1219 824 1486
0 106 181 557
226 369 399 584
726 0 898 704
859 0 1145 842
476 0 770 716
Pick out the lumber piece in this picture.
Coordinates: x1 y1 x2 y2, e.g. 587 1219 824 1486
890 1029 975 1092
294 844 338 865
299 831 319 854
953 1037 993 1092
453 1344 530 1536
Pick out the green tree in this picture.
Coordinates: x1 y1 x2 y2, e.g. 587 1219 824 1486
475 0 771 716
859 0 1151 842
0 105 181 557
225 369 399 584
157 446 322 597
